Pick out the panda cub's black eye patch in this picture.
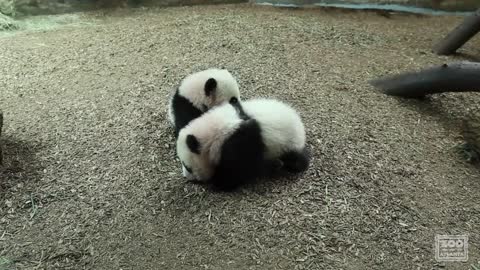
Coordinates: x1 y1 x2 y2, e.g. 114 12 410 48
186 134 200 154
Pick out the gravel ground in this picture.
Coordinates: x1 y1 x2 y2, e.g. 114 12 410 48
1 4 480 270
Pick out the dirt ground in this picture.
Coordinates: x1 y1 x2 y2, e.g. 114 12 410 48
1 4 480 270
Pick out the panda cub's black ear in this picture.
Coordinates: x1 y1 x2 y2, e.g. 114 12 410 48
204 78 217 97
186 134 200 154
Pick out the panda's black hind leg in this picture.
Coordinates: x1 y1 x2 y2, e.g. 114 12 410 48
280 147 311 173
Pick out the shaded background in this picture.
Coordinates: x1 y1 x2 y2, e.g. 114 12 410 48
254 0 478 12
0 0 478 16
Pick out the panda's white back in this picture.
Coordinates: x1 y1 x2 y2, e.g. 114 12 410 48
242 99 306 159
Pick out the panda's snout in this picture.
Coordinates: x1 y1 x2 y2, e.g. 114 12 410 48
181 165 188 177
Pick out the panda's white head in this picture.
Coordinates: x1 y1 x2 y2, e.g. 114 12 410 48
176 102 242 181
178 68 240 112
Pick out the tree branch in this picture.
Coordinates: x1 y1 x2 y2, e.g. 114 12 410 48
433 8 480 55
369 61 480 98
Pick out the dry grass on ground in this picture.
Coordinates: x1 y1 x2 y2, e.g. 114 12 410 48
1 4 480 269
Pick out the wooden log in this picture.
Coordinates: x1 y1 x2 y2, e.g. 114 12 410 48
433 8 480 55
369 61 480 98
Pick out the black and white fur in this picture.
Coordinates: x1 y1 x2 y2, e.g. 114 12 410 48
168 68 240 137
176 98 310 191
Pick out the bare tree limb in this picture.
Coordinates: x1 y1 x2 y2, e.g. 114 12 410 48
433 8 480 55
369 61 480 98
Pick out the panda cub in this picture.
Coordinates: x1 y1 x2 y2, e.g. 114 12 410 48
168 68 240 137
176 98 310 191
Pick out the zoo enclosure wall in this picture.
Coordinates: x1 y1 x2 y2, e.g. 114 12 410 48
1 0 477 17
